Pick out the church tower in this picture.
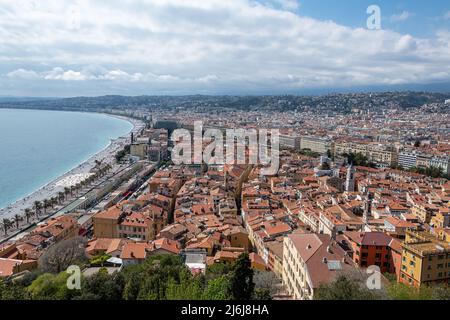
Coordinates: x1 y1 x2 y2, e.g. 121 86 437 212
345 165 355 192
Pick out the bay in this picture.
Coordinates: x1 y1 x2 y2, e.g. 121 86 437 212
0 108 133 209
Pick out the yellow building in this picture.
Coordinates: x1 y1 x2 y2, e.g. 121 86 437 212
130 143 149 159
430 208 450 229
334 141 398 166
400 230 450 287
412 203 439 224
92 206 123 238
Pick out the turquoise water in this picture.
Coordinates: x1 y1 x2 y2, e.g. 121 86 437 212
0 109 133 209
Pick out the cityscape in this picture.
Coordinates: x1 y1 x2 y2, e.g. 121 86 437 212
1 92 449 301
0 0 449 309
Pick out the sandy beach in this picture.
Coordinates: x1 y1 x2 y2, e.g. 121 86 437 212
0 114 145 221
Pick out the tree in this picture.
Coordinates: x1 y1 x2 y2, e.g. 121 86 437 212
387 282 433 300
202 275 231 300
24 208 33 224
166 272 204 300
58 192 65 204
121 254 187 300
229 253 254 300
76 268 124 300
13 214 23 229
315 274 383 300
0 279 30 300
1 218 13 235
33 201 42 217
27 272 81 300
90 254 112 267
38 237 88 274
206 262 233 277
253 271 281 300
43 199 51 214
414 140 421 148
64 187 71 199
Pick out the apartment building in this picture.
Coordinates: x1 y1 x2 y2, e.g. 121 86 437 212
300 136 333 154
334 141 398 166
342 231 395 273
400 230 450 287
280 135 301 150
282 233 354 300
399 150 450 174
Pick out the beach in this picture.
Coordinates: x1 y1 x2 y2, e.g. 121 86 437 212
0 114 145 221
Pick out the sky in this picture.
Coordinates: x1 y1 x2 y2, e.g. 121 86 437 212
0 0 449 97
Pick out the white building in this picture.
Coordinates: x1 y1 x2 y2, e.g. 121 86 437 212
282 233 354 300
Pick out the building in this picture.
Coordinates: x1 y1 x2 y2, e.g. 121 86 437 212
130 142 149 159
32 215 80 243
398 151 417 169
280 135 301 150
300 136 332 154
334 141 398 166
282 233 354 300
399 150 450 175
400 230 450 287
345 165 355 192
92 206 124 238
342 231 395 273
0 258 37 278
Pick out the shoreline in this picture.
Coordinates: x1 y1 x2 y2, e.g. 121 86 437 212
0 112 145 220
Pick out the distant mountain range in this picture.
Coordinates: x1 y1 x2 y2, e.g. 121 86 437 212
0 91 449 114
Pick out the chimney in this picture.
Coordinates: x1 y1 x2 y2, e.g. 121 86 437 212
322 257 328 264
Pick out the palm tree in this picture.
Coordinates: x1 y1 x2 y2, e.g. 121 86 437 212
76 183 82 194
51 197 58 208
24 208 33 224
64 187 71 198
43 199 51 214
33 201 42 217
1 218 12 235
58 192 65 204
70 185 76 196
13 214 22 229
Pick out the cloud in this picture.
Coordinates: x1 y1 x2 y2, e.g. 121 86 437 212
7 69 39 80
7 67 220 84
277 0 300 11
444 11 450 20
390 11 413 22
0 0 449 96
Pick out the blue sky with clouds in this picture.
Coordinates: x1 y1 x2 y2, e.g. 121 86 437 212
0 0 449 97
290 0 450 37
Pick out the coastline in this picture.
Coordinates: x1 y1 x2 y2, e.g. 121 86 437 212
0 112 145 221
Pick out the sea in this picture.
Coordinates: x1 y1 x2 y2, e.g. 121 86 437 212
0 108 133 210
